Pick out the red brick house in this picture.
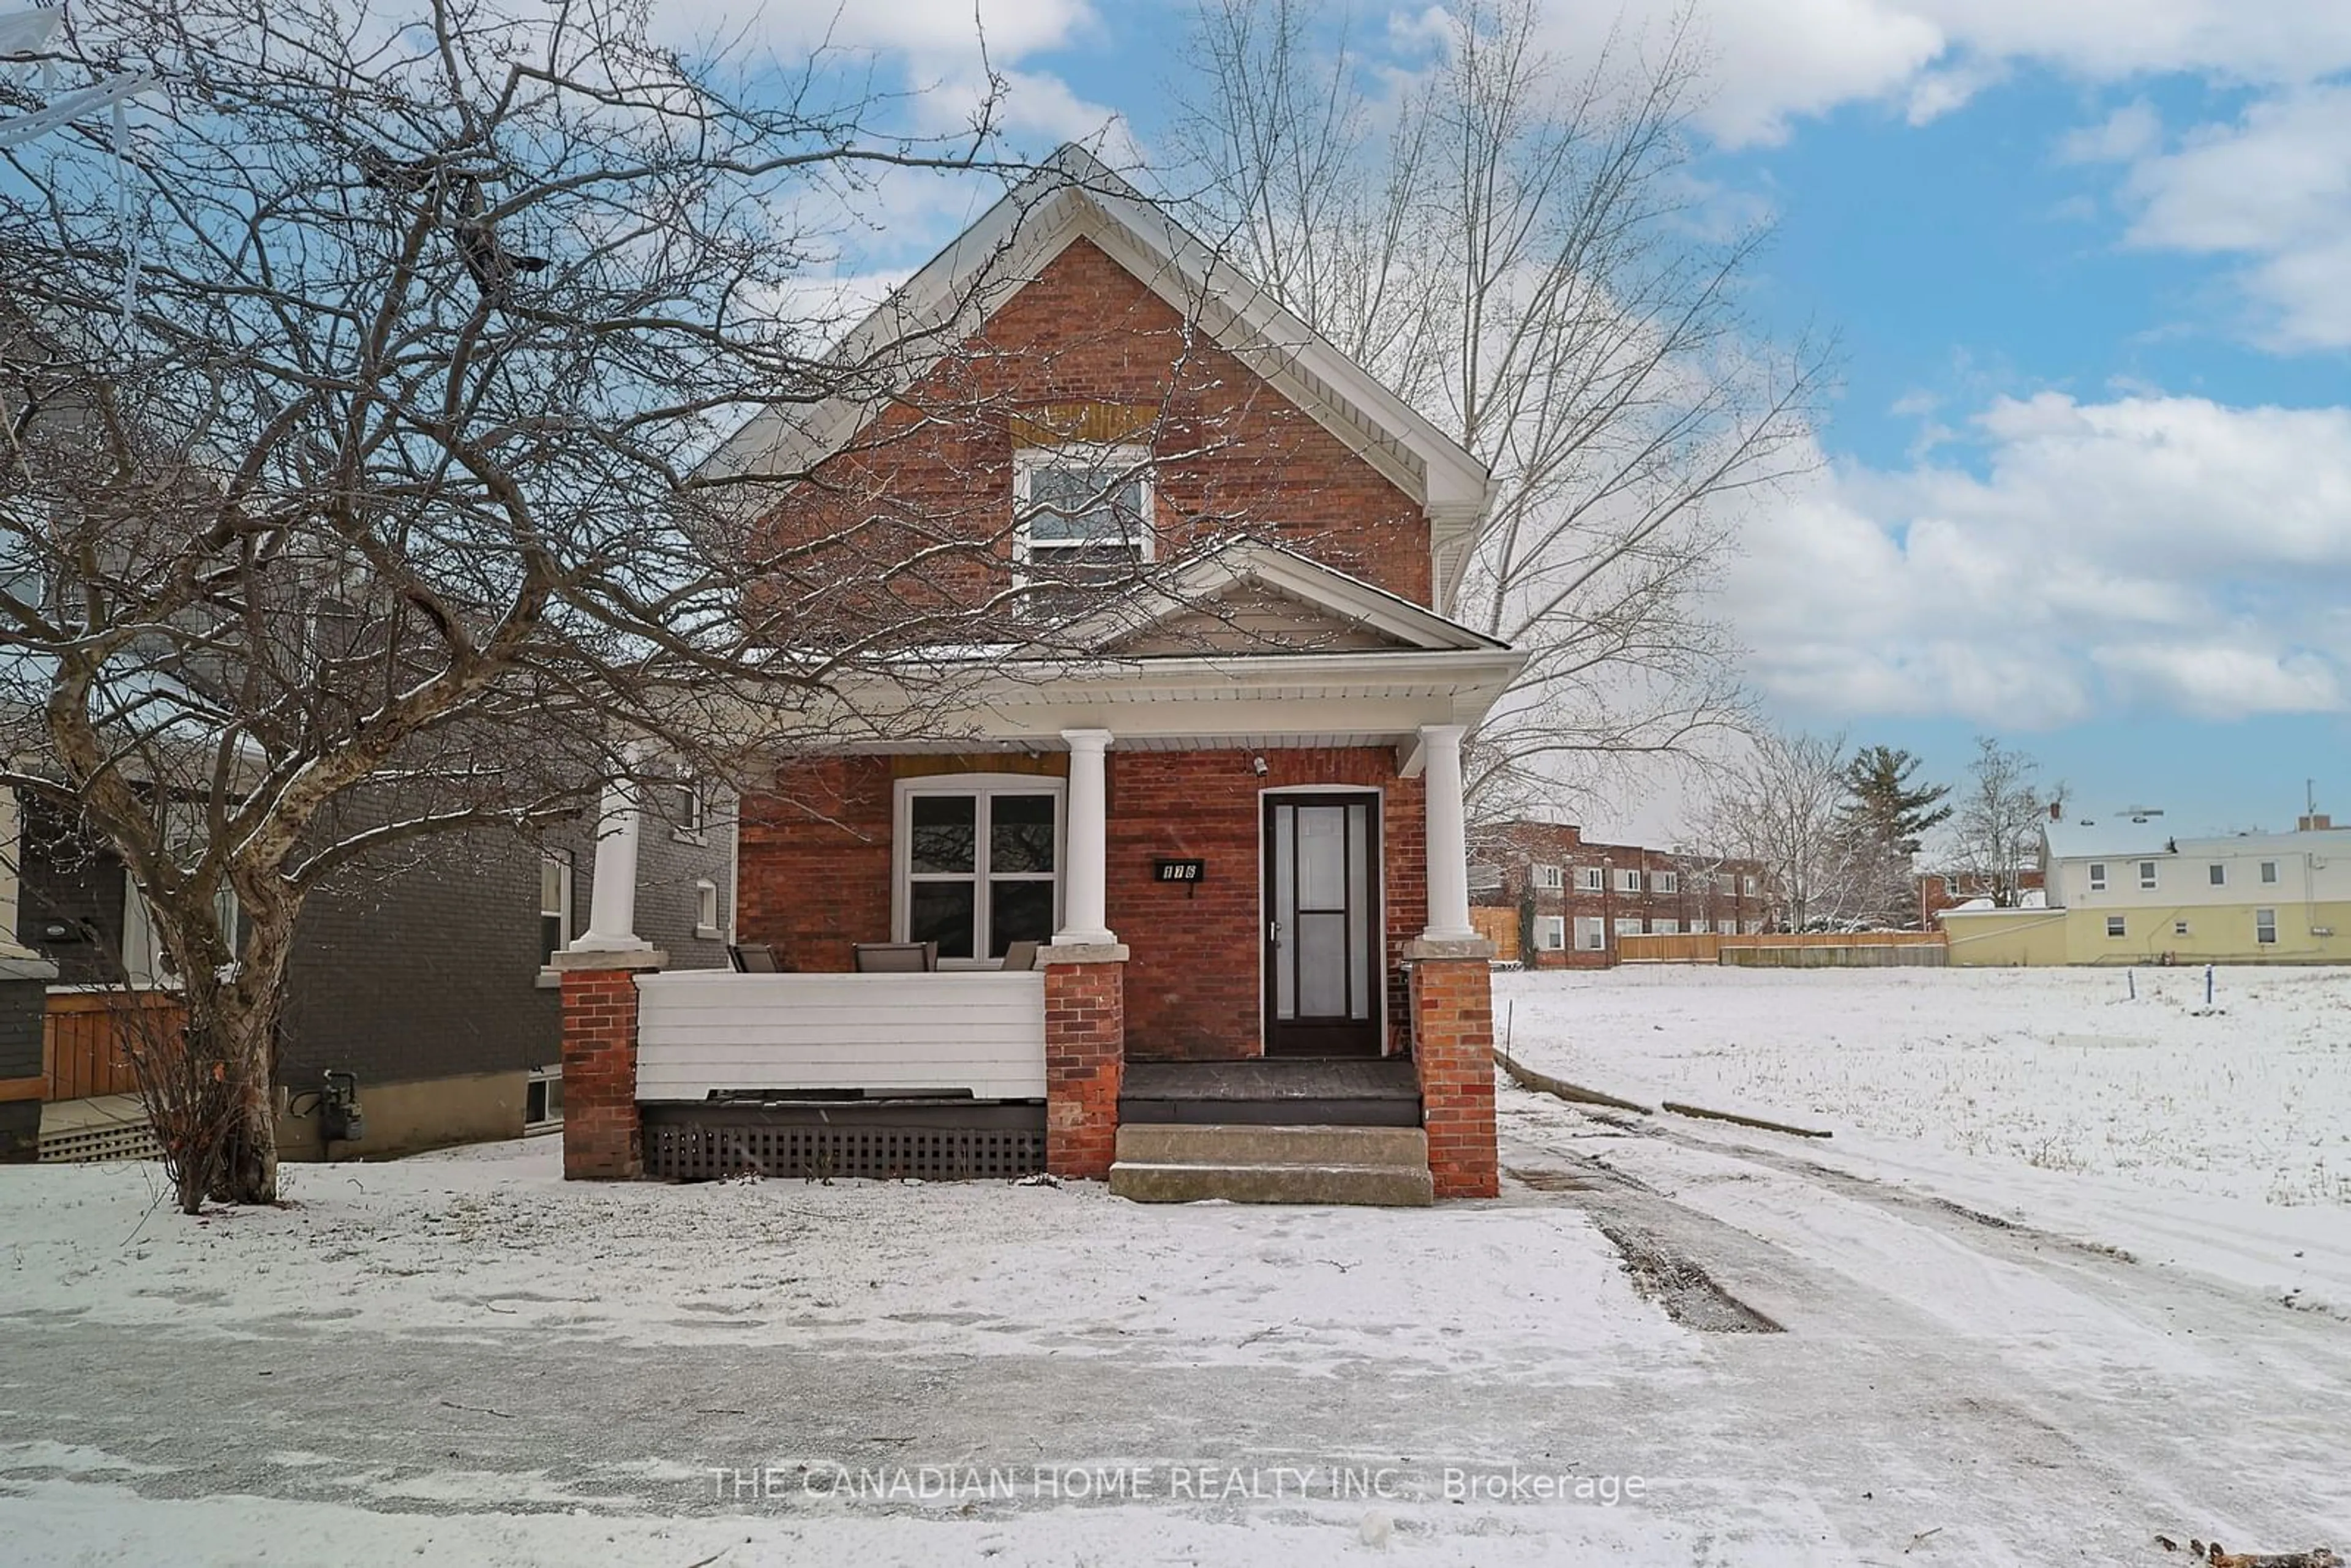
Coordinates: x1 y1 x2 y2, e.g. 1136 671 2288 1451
546 147 1524 1203
1916 867 2046 928
1472 820 1773 968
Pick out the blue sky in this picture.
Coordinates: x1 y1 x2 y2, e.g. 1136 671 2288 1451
672 1 2350 841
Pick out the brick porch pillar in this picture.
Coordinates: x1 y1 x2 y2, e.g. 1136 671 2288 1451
1405 938 1499 1199
549 948 664 1180
1040 942 1126 1180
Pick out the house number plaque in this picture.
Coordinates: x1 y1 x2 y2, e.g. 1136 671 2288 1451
1154 858 1206 886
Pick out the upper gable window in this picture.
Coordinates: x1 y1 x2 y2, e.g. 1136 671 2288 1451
1013 445 1154 610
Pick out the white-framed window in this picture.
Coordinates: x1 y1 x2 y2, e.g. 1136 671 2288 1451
1614 868 1641 894
694 879 721 939
1941 875 1958 896
1651 871 1678 894
2260 860 2279 884
1741 875 1758 896
1531 863 1564 892
1574 916 1606 951
2174 919 2190 936
1613 917 1643 936
1652 918 1680 934
1011 443 1155 610
894 776 1062 964
2207 863 2226 887
1717 918 1737 935
2106 915 2126 938
2255 907 2278 945
1743 919 1765 934
672 777 706 842
525 1064 563 1129
120 871 240 989
1535 915 1565 951
2088 862 2107 891
539 852 574 965
1575 866 1603 893
2138 860 2158 890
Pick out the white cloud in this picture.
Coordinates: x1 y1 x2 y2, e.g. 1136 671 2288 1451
1526 0 2351 146
649 0 1096 64
2110 84 2351 349
1728 391 2351 726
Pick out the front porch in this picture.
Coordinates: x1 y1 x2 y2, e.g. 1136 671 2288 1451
552 549 1514 1199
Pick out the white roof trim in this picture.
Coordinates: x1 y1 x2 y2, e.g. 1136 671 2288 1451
698 144 1493 582
1059 538 1507 655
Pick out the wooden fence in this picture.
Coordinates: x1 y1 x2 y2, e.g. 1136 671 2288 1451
42 991 186 1101
1618 931 1946 967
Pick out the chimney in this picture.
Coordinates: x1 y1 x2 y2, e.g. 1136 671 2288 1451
2048 801 2062 821
2300 812 2333 832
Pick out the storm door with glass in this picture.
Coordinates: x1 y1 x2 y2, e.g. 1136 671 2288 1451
1262 793 1382 1055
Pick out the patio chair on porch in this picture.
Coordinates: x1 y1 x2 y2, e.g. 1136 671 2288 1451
852 940 938 973
727 943 782 973
997 940 1042 973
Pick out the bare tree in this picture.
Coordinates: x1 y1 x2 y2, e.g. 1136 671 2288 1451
1692 727 1866 932
1169 0 1826 822
0 0 1106 1211
1948 736 2047 908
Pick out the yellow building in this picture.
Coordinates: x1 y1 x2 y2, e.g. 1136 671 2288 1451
1942 816 2351 967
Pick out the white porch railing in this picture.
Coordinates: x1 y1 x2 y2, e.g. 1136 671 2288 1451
632 971 1048 1102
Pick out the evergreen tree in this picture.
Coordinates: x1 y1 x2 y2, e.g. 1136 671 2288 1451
1843 746 1953 853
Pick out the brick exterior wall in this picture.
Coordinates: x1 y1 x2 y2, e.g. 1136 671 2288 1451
1471 819 1772 969
559 964 647 1180
760 236 1434 609
1042 956 1123 1179
1917 868 2046 929
1409 955 1499 1199
737 746 1425 1062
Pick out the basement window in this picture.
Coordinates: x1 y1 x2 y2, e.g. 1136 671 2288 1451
2174 920 2190 937
2256 908 2277 945
525 1065 563 1131
2106 915 2126 938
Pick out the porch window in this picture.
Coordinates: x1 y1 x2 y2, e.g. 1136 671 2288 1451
1012 445 1154 612
896 777 1063 964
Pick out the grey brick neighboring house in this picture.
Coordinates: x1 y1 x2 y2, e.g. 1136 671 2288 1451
9 778 734 1161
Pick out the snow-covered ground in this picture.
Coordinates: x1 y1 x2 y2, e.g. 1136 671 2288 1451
4 964 2349 1566
1499 962 2351 1205
1498 964 2351 1315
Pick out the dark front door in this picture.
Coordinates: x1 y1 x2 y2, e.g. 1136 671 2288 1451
1262 793 1383 1057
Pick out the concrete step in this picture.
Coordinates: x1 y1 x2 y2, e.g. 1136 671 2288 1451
1109 1159 1434 1207
1114 1122 1428 1169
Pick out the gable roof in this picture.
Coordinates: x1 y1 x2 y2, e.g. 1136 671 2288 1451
1057 539 1507 658
700 144 1496 607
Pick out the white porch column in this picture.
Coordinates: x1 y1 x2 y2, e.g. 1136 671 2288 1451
1419 724 1478 942
1054 728 1116 947
569 766 651 953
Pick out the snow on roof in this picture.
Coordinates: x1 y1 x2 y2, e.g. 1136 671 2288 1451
2047 819 2351 861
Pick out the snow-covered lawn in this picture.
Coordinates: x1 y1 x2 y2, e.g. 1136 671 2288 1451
1498 963 2351 1207
0 1137 1678 1375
